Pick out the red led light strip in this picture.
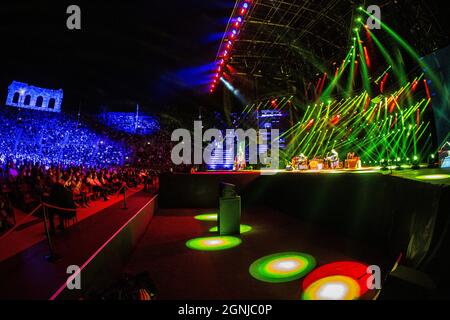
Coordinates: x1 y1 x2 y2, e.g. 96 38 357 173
209 0 252 93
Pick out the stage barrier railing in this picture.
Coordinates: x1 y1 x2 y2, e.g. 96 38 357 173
0 179 157 262
0 203 43 242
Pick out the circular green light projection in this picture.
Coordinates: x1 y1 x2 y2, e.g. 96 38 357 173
320 170 343 174
209 225 252 234
249 252 316 283
349 170 378 174
416 174 450 181
186 236 241 251
194 213 218 221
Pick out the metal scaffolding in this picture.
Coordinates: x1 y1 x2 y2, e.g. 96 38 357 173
216 0 448 101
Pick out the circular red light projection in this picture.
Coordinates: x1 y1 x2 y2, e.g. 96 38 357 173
301 261 371 300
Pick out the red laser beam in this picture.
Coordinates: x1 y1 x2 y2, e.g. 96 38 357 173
364 96 371 113
363 46 371 69
380 72 389 93
318 73 327 96
411 79 418 93
389 95 398 113
423 79 431 100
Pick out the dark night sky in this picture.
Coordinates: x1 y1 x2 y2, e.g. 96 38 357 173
0 0 232 114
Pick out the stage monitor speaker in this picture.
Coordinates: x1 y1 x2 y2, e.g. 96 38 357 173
377 265 436 300
219 182 241 235
220 182 237 198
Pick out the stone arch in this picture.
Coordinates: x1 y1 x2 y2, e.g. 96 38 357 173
24 95 31 105
48 98 56 109
12 92 20 104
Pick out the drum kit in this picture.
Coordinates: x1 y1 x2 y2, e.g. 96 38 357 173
288 150 351 171
289 157 336 170
308 159 322 170
291 155 309 170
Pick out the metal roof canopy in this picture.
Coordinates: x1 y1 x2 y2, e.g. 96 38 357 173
220 0 448 100
227 0 354 93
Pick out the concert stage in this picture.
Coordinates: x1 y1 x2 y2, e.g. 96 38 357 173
1 168 447 299
153 168 450 299
192 167 450 185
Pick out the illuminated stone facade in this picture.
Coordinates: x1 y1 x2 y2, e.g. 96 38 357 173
6 81 63 112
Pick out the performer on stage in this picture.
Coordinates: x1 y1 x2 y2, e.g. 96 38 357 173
345 151 354 168
234 156 241 171
327 149 339 169
291 156 299 170
234 155 246 171
298 153 308 170
345 151 361 169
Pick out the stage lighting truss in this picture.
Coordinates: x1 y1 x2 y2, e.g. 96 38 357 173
209 0 253 93
209 0 356 94
208 0 448 99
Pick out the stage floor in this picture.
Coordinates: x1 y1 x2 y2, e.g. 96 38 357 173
0 186 144 262
124 207 392 300
389 167 450 185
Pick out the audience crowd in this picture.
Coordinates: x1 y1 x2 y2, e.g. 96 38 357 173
0 107 129 167
0 106 186 232
0 162 152 232
98 112 160 135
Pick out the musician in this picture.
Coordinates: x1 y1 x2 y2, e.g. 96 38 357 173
239 157 246 170
346 152 355 168
327 149 339 169
233 156 239 171
291 156 299 169
233 156 246 171
298 153 308 170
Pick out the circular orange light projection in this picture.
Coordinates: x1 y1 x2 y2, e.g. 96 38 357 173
302 275 360 300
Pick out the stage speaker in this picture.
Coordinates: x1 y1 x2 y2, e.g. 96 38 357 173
219 182 241 235
220 182 237 198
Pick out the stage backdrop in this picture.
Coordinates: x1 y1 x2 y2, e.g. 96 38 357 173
424 45 450 149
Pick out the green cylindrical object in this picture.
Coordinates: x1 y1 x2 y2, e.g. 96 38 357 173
219 196 241 235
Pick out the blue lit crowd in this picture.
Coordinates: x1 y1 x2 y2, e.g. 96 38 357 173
0 106 184 231
98 112 160 135
0 107 129 167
